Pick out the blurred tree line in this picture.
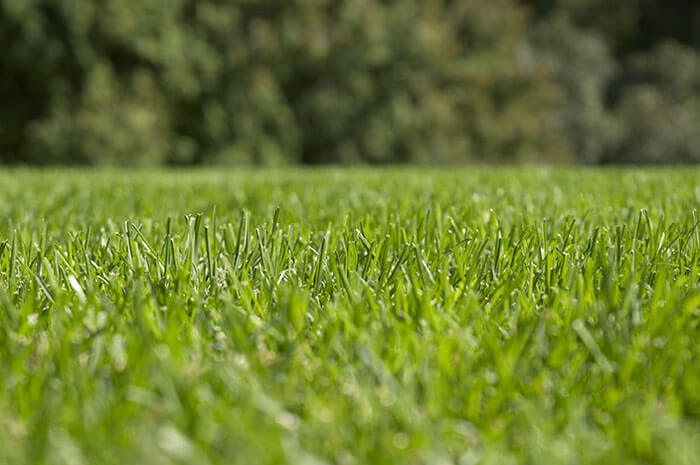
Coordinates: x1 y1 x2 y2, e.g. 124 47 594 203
1 0 699 165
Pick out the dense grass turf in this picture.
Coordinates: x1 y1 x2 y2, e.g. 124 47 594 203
0 168 698 464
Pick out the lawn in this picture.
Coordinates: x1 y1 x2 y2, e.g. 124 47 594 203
0 168 698 464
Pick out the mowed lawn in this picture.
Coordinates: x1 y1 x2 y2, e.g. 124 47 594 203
0 168 698 465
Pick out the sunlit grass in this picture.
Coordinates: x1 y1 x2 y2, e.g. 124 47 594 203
0 168 698 464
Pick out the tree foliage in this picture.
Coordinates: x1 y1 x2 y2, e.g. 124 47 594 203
1 0 699 165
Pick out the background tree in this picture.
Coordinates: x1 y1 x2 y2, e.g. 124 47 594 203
2 0 700 165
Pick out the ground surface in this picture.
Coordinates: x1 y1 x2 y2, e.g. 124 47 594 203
0 168 698 464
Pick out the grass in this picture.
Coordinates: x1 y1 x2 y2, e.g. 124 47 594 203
0 167 698 465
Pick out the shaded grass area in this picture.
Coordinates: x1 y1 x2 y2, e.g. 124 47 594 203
0 168 698 464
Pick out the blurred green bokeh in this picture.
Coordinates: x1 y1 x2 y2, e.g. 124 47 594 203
1 0 699 165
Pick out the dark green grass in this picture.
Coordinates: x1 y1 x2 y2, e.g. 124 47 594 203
0 168 698 464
